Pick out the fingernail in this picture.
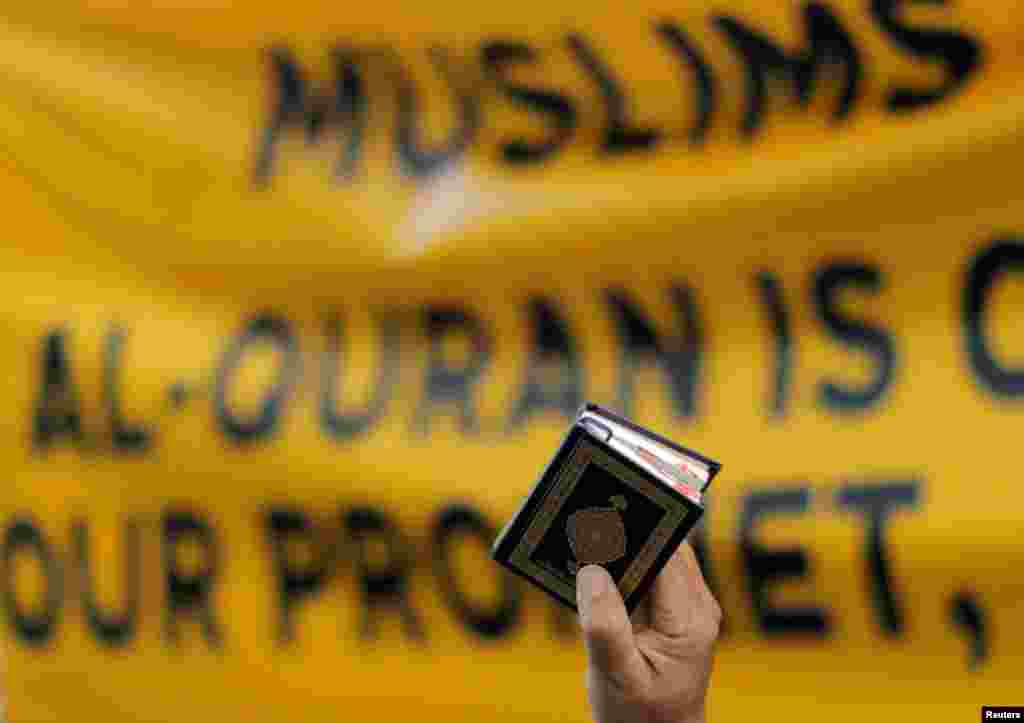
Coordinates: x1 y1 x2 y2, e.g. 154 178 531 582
576 565 610 616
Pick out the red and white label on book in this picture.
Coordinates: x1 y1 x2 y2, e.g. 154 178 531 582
635 447 703 504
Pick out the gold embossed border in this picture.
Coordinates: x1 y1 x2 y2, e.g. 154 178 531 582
509 437 688 605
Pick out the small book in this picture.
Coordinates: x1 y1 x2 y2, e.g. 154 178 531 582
491 403 721 614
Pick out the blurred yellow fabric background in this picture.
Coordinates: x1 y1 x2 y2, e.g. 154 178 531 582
1 0 1022 720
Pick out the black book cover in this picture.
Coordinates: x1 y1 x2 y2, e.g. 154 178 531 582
492 408 721 614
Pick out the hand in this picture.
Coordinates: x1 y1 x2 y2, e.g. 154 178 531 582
575 543 722 723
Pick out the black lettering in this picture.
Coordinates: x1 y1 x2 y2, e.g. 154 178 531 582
508 297 582 430
714 3 861 137
320 312 400 441
214 313 300 444
567 34 661 154
871 0 982 112
837 480 919 636
812 262 896 412
950 590 988 670
414 306 491 436
392 47 479 179
103 326 152 453
0 518 62 646
603 284 703 419
264 506 331 645
430 504 521 638
73 519 139 647
167 381 190 409
962 238 1024 397
480 40 578 164
755 271 793 419
254 46 367 185
740 487 830 636
654 22 716 145
162 509 222 648
33 329 84 452
342 506 424 641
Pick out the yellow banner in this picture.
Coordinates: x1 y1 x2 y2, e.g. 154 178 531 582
2 0 1023 720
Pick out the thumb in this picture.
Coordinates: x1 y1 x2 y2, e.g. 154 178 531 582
576 565 646 685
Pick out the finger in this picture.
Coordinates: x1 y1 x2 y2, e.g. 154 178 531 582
576 565 646 683
648 541 714 638
630 589 651 629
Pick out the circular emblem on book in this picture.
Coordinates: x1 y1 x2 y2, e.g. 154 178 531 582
566 495 628 574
